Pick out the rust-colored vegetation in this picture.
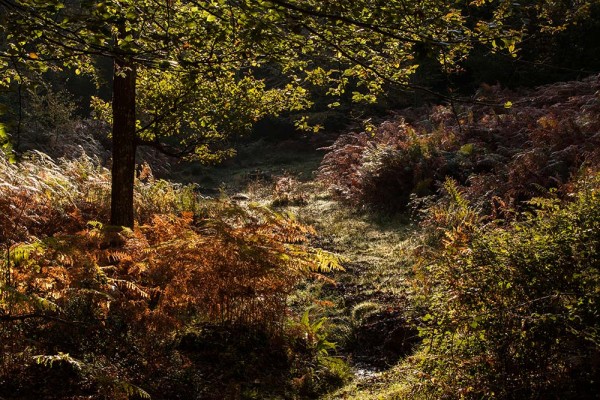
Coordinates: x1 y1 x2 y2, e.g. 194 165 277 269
0 154 343 399
319 74 600 212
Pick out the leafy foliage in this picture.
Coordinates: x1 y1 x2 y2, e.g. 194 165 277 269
3 0 595 226
402 174 600 399
2 0 581 158
92 69 312 163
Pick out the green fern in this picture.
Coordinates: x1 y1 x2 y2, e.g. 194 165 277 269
116 380 151 399
34 352 83 370
300 310 337 357
9 241 45 265
0 284 59 312
313 249 346 273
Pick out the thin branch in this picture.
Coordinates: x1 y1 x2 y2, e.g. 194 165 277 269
264 0 427 45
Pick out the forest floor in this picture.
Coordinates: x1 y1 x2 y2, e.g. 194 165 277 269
174 135 419 398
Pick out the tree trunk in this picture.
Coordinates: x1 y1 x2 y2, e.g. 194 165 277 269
110 57 137 228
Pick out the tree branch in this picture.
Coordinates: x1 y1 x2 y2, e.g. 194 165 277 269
264 0 425 45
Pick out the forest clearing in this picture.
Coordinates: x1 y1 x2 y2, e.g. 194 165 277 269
1 1 599 399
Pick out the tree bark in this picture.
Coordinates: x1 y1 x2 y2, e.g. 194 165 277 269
110 57 137 228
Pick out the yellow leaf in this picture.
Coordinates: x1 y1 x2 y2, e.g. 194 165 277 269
29 52 39 59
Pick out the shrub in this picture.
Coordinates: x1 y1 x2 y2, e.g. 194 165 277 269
318 120 449 211
404 174 600 399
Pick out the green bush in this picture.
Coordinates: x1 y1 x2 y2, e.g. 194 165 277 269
407 175 600 399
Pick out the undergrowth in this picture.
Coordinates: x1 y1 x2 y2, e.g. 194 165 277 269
332 174 600 399
0 151 346 399
3 74 600 399
319 74 600 212
321 75 600 399
405 176 600 399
